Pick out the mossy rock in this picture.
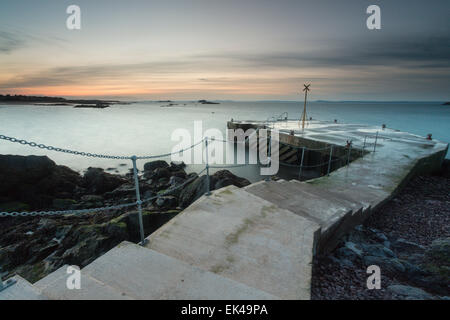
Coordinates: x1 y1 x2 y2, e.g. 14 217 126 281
52 198 77 210
0 201 30 212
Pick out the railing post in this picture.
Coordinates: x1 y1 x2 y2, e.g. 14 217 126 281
298 147 305 180
373 131 379 153
131 156 147 246
205 138 211 196
362 136 367 155
347 142 352 166
327 146 333 176
265 133 272 181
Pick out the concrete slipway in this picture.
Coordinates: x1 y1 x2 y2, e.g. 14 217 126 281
1 120 447 300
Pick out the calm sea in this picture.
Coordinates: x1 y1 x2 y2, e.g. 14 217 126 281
0 101 448 182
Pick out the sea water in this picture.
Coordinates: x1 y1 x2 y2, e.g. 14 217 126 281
0 101 448 182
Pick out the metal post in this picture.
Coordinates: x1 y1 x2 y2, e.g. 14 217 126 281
265 134 272 181
362 136 367 155
298 147 305 179
347 142 352 166
327 146 333 176
373 131 379 153
205 138 211 196
131 156 146 246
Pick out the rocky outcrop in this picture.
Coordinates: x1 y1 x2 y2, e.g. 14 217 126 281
179 170 250 208
0 155 251 283
82 167 126 195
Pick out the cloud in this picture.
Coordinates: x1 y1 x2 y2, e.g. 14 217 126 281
1 32 448 99
0 31 26 53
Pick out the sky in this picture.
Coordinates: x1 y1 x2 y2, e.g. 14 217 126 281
0 0 449 101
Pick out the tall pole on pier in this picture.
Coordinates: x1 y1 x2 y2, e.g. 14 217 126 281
301 84 311 130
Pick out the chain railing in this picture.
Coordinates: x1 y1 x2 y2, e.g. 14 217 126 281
0 127 379 242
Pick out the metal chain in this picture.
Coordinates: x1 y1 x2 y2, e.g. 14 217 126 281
0 168 208 217
0 134 204 160
0 134 131 160
0 202 136 217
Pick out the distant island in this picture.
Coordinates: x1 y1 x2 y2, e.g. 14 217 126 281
443 102 450 105
198 100 220 104
0 94 129 108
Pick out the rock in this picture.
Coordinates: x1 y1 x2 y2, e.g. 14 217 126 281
388 284 434 300
339 242 363 257
363 256 406 274
426 238 450 265
375 232 388 242
143 160 169 172
0 201 30 212
52 198 77 210
361 243 396 258
169 176 185 186
212 170 251 189
81 195 104 202
37 218 58 232
103 183 136 199
178 170 250 208
391 239 426 255
156 196 178 208
82 167 126 195
169 161 186 171
0 155 56 193
179 175 208 208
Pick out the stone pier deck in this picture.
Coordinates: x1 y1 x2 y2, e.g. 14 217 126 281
1 120 447 300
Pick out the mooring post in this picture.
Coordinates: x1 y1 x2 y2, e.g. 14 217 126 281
327 146 333 176
205 138 211 196
299 147 305 179
131 156 146 246
373 131 379 153
265 134 272 181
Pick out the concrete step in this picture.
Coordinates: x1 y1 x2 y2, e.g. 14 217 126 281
245 180 353 229
82 241 277 300
279 146 291 154
285 154 299 163
35 242 276 300
35 265 133 300
244 180 361 253
146 185 320 300
0 276 47 300
279 149 297 161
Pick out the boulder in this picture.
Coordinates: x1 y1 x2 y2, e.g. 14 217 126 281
143 160 169 172
52 198 77 210
363 255 405 274
0 155 56 193
211 170 251 189
179 175 208 208
156 196 178 208
178 170 251 208
82 167 126 195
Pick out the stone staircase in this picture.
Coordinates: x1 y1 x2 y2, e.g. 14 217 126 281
1 178 371 300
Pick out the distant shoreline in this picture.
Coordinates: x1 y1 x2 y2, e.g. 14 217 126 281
0 94 132 107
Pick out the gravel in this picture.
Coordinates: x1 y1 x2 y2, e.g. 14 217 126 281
311 172 450 300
